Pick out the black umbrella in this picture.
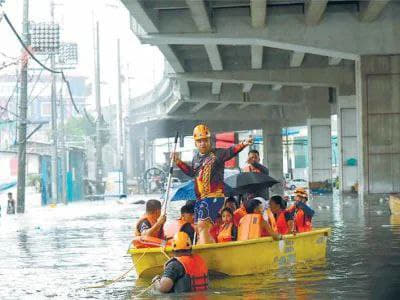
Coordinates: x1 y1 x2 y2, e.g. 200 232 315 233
224 172 279 194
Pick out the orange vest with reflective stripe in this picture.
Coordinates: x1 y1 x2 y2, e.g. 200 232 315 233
295 209 312 233
135 214 163 238
175 254 208 292
275 210 290 235
237 214 263 241
217 223 234 243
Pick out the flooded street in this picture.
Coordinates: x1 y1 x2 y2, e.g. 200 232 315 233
1 193 399 299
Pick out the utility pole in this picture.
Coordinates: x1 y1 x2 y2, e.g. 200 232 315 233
116 39 127 195
94 21 103 196
16 0 29 214
59 84 67 204
50 0 58 205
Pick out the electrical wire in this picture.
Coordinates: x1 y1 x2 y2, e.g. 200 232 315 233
28 56 50 101
2 12 80 114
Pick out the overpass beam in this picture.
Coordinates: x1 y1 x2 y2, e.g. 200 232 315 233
190 102 208 113
305 0 328 26
172 67 353 88
360 0 391 22
185 0 212 31
290 51 305 67
250 0 267 28
251 45 263 69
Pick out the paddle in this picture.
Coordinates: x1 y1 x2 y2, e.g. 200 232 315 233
162 131 179 215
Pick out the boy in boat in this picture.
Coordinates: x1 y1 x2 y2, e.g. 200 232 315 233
269 195 295 235
164 204 196 243
238 198 282 241
152 231 208 293
173 124 253 244
216 207 238 243
286 188 314 233
135 199 166 238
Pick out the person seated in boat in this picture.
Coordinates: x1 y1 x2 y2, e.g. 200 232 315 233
286 188 315 233
152 232 208 293
233 197 248 227
135 199 166 239
172 124 252 244
269 195 295 235
238 198 282 241
164 204 196 243
224 196 237 211
216 207 238 243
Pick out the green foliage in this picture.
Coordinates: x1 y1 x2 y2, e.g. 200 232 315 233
65 116 95 139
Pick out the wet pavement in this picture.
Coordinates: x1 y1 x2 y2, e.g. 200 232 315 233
1 192 399 299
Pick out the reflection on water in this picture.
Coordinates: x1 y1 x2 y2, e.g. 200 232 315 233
1 194 400 299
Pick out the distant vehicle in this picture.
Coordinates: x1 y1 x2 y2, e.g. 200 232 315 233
286 178 308 190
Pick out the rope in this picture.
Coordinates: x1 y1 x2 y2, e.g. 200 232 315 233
82 250 148 289
132 282 156 299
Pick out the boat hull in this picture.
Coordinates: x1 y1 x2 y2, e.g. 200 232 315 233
390 195 400 215
128 228 331 278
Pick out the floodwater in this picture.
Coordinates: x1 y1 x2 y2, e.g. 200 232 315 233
1 193 399 299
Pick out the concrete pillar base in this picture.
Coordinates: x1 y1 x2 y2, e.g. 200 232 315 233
337 95 359 193
307 118 332 191
263 122 284 196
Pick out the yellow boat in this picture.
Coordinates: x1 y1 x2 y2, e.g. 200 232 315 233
389 195 400 215
128 228 331 278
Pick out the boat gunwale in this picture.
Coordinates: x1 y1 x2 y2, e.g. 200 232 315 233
128 227 331 255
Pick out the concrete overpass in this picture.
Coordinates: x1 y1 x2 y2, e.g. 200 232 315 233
122 0 400 197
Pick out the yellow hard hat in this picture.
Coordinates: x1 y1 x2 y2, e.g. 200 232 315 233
294 187 308 198
193 124 211 141
173 231 192 251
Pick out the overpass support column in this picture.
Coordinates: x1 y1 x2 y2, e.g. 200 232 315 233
356 55 400 197
337 95 358 193
307 118 332 189
262 121 284 195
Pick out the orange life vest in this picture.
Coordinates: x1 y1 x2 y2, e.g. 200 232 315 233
237 214 263 241
233 206 247 227
133 214 165 248
217 222 234 243
134 214 164 238
294 209 312 233
275 210 290 235
264 208 277 235
164 218 195 240
170 254 208 292
243 164 261 173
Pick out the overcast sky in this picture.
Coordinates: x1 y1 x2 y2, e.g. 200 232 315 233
0 0 165 110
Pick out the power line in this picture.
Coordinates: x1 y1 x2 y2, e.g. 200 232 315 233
28 56 50 100
2 12 80 114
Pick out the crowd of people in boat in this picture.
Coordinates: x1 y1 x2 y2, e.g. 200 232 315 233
134 186 314 248
133 124 315 293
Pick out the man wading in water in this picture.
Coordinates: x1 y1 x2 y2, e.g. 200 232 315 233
173 124 253 244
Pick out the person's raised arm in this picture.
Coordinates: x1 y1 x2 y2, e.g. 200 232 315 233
218 136 253 163
142 214 166 237
172 153 195 177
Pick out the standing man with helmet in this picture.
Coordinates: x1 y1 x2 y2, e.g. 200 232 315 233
152 232 208 293
173 124 253 244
